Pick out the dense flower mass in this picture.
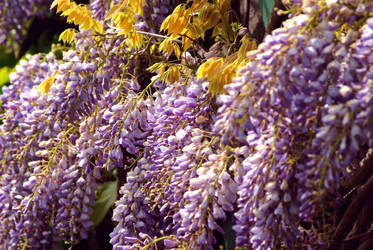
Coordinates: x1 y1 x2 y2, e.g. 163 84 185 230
0 0 373 249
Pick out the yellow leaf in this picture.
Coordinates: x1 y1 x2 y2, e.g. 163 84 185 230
238 36 257 59
37 72 59 95
212 63 235 94
105 0 129 20
93 20 104 33
161 69 169 82
80 15 93 31
129 31 143 49
168 66 180 83
159 65 166 75
159 65 180 84
173 43 181 60
58 28 77 44
147 62 164 73
65 9 80 23
197 58 214 80
187 23 203 39
60 6 74 16
105 3 121 20
212 23 223 37
173 66 180 83
203 9 220 29
160 14 171 32
217 0 230 17
113 12 134 34
159 37 174 58
56 0 74 13
51 0 63 10
173 4 184 16
198 3 216 27
191 0 208 12
166 6 190 37
182 35 193 51
207 58 224 80
53 0 101 34
159 39 168 54
197 58 227 96
167 14 182 35
182 23 200 51
130 0 144 16
220 63 235 84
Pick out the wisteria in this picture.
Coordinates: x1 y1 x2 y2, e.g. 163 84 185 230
0 0 373 249
215 1 373 248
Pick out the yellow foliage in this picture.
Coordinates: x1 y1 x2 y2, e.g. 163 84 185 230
105 0 144 19
197 58 222 81
52 0 258 96
105 0 148 46
51 0 73 12
212 23 223 37
161 66 180 83
190 0 208 12
217 0 231 14
37 72 59 95
182 31 195 51
219 63 235 87
147 62 164 73
159 65 166 75
105 1 127 20
148 63 180 84
52 0 103 33
58 28 77 44
160 5 191 39
196 51 254 95
237 36 257 60
159 37 185 59
92 20 104 33
113 11 135 34
216 0 231 23
128 31 144 50
130 0 145 16
160 14 171 32
198 4 220 29
173 43 182 59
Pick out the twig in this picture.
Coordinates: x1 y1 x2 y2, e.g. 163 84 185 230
343 229 373 244
135 30 182 45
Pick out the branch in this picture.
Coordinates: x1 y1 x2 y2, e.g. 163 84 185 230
329 174 373 249
340 196 373 249
357 232 373 250
341 148 373 193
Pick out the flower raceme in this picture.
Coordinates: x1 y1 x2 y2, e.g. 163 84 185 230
0 0 373 249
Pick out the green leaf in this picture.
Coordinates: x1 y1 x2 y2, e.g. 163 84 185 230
259 0 275 28
0 67 11 87
0 48 17 68
223 213 236 250
91 181 118 226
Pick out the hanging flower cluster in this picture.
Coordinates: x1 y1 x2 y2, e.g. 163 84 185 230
0 0 372 249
